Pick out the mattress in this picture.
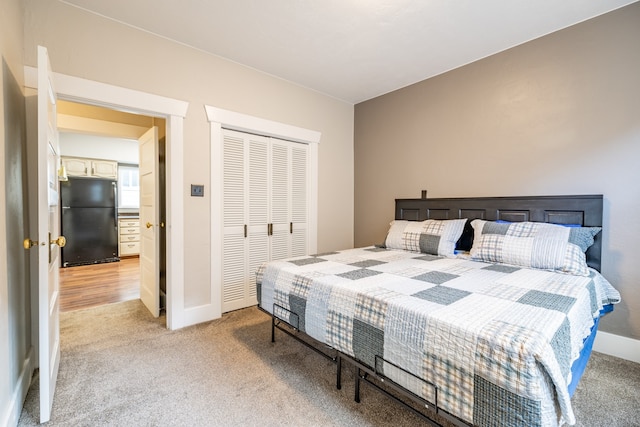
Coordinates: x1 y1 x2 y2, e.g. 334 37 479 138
256 246 620 426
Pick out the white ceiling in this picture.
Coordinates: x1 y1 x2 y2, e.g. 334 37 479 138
61 0 636 104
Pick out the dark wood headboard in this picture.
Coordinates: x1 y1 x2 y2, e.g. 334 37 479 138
395 195 604 272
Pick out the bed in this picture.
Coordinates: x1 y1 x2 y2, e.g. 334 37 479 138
256 195 620 427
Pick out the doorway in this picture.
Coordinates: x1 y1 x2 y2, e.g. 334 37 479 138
25 63 189 329
56 100 167 317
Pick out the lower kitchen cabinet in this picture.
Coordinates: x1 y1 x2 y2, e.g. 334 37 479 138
119 218 140 256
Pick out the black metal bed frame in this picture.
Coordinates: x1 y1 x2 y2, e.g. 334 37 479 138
260 194 604 426
265 304 467 427
270 303 343 390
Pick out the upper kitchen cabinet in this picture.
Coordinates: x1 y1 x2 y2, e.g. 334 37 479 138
62 156 118 179
91 159 118 178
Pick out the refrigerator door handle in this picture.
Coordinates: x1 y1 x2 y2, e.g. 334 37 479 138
113 182 118 228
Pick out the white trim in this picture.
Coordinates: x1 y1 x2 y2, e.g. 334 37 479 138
308 142 319 254
25 65 189 330
593 331 640 364
25 66 188 118
206 105 320 319
209 121 223 321
165 116 185 329
182 304 223 326
204 105 321 144
2 348 35 427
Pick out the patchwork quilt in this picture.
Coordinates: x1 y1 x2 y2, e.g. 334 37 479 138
256 247 620 427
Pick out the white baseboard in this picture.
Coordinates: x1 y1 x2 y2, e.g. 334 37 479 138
593 331 640 364
2 347 35 427
179 303 221 329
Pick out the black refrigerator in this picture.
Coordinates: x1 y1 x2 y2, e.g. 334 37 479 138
60 177 119 267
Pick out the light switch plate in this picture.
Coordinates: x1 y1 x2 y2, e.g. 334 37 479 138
191 184 204 197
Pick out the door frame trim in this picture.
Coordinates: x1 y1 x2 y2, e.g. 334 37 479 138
25 65 188 329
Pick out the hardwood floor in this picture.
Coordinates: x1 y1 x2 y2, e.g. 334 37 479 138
59 256 140 312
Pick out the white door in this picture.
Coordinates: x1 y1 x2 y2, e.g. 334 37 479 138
139 126 160 317
269 139 290 261
36 45 63 423
246 134 270 308
222 130 271 312
220 130 310 313
290 142 309 257
221 131 247 312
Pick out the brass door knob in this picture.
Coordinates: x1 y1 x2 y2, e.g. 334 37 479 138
146 222 153 229
50 236 66 247
23 238 39 249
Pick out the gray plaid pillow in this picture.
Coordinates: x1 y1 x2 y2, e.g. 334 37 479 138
384 219 467 257
469 220 594 276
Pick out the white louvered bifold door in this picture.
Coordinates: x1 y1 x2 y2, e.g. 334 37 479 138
221 129 310 313
247 134 270 306
270 138 291 261
290 142 309 257
222 131 248 312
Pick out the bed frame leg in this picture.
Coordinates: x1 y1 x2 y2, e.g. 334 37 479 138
336 356 342 390
355 368 361 403
271 315 275 343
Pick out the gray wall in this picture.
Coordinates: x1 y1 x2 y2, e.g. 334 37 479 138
1 0 32 424
354 3 640 340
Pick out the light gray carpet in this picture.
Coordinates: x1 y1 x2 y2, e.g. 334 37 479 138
18 300 640 426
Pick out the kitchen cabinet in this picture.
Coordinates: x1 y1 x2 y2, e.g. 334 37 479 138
62 157 118 179
118 218 140 256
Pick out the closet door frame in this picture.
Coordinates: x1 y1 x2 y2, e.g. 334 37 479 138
207 105 320 318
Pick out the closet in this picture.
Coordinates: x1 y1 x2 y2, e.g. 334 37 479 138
221 129 309 312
